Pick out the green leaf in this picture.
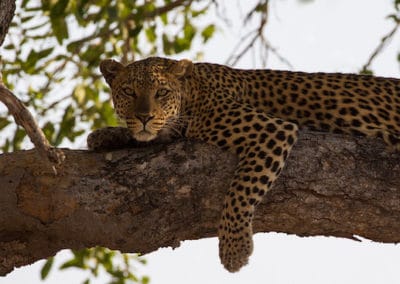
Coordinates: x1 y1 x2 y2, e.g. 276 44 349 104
201 24 215 43
396 0 400 11
141 276 150 284
145 26 157 43
50 16 69 44
2 139 10 152
119 2 132 18
184 22 196 40
67 40 82 53
2 43 15 50
22 48 51 73
173 37 190 53
160 13 168 25
21 15 35 23
107 6 118 20
21 0 30 8
162 34 173 55
55 105 75 145
42 122 55 142
50 0 69 17
130 25 143 37
191 7 208 17
12 128 26 150
59 256 85 270
40 257 54 280
81 44 104 67
0 118 10 130
24 49 40 73
37 47 54 59
73 84 86 105
41 0 51 11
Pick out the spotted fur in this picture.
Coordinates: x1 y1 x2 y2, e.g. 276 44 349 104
88 57 400 272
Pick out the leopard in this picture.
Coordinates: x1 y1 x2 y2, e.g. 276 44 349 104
87 56 400 272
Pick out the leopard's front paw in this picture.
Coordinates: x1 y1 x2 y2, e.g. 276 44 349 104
87 127 135 151
218 219 254 272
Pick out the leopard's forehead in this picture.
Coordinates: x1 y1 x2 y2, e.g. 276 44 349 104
125 57 173 85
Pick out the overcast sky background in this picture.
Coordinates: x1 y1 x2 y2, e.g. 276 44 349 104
2 0 400 283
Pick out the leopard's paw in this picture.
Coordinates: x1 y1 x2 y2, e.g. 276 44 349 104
87 127 135 151
218 220 253 272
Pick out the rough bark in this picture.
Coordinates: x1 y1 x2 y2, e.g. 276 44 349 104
1 131 400 275
0 0 15 47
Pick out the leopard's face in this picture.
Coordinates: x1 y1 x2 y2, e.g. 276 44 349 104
100 57 192 142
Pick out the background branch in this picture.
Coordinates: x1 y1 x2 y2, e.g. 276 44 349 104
0 0 64 169
0 85 65 171
1 131 399 276
361 20 400 73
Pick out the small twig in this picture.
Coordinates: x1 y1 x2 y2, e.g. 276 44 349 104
141 0 193 19
121 20 133 65
39 94 70 117
226 0 293 68
259 36 293 69
226 1 268 66
67 25 119 54
213 0 231 27
226 32 259 66
0 82 65 173
361 20 400 73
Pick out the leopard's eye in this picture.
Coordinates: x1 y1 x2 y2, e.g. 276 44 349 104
122 87 136 98
155 89 170 99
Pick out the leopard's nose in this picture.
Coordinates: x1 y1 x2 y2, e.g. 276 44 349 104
135 114 154 125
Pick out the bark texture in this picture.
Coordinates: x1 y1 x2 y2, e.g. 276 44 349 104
1 131 400 275
0 0 15 47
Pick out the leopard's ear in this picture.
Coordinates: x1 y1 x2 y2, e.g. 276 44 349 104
168 59 193 78
100 59 124 85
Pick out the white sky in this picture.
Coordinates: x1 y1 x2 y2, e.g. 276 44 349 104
2 0 400 284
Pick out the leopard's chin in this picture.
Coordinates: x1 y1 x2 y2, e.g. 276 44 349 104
133 130 158 142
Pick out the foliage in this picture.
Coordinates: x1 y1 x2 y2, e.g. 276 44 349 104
0 0 217 151
1 0 219 282
40 248 149 284
1 0 400 283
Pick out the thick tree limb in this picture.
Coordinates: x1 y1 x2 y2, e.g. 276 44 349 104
0 131 400 275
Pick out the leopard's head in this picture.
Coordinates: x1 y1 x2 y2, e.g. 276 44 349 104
100 57 193 142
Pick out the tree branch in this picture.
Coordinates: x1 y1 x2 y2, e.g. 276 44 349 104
1 131 399 276
0 1 64 170
0 85 65 171
0 0 15 47
361 20 400 73
143 0 194 19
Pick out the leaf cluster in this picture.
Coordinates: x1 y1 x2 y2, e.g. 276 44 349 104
41 247 149 284
0 0 216 151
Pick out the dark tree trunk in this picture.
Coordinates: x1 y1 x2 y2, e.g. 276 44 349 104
0 0 16 47
1 131 399 275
